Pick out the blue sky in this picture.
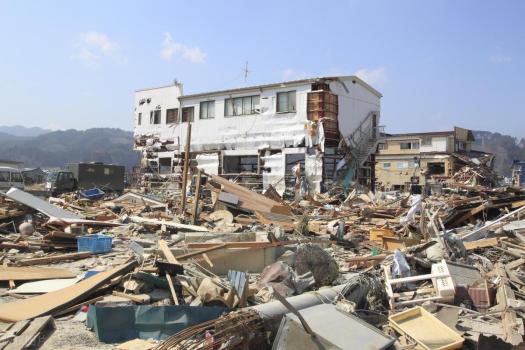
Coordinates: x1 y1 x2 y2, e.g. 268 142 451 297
0 1 523 137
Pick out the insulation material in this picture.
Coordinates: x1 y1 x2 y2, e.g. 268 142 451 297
262 153 286 195
140 114 307 153
305 153 323 194
195 153 219 175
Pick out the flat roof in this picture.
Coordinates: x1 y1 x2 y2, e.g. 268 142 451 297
136 75 382 99
383 131 454 138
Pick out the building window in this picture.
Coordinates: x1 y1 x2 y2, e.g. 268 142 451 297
166 108 179 124
200 101 215 119
455 141 466 151
383 163 391 168
277 91 296 113
150 110 161 124
223 156 258 173
428 162 445 175
137 113 142 125
400 141 420 150
378 143 387 151
181 107 194 122
422 136 432 146
224 95 260 116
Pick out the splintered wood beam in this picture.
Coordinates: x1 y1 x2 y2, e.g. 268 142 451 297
191 169 202 225
180 122 192 214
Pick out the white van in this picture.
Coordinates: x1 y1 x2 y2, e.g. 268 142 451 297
0 167 25 191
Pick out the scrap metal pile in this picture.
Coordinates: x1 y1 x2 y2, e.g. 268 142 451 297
1 173 525 349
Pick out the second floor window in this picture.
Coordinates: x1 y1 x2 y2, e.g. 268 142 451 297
400 141 419 150
200 101 215 119
277 91 296 113
225 95 260 116
182 107 194 122
150 110 161 124
166 108 179 124
137 113 142 125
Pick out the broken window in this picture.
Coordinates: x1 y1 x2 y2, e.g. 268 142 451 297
223 156 258 173
277 91 296 113
427 162 445 175
285 154 305 174
224 95 260 116
166 108 179 124
0 171 9 182
137 113 142 125
199 101 215 119
150 110 161 124
181 107 194 123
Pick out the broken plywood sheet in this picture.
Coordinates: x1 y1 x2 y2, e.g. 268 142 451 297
0 262 135 322
129 216 208 232
5 188 83 220
0 266 75 281
12 276 82 294
211 174 292 215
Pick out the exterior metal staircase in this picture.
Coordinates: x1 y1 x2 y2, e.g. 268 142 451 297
345 111 383 189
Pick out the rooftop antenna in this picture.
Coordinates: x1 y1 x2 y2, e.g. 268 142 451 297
243 61 250 84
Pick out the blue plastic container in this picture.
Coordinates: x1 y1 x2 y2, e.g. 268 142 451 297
80 187 105 200
77 234 112 254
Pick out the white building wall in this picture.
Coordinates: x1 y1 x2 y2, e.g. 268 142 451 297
134 85 182 140
420 136 448 153
135 83 312 153
331 77 381 139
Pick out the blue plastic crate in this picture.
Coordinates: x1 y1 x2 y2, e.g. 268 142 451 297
77 234 112 254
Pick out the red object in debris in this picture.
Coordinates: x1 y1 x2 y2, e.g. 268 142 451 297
81 305 89 312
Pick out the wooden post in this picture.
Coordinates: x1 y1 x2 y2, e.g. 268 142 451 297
180 122 192 214
191 169 202 225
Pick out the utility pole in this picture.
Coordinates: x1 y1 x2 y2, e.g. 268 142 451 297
243 61 250 83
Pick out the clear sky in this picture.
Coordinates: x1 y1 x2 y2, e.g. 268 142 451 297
0 1 523 137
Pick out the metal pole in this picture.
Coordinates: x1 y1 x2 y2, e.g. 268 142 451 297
191 169 202 225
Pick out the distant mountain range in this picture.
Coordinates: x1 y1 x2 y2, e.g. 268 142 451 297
0 125 51 137
0 127 139 170
0 126 521 176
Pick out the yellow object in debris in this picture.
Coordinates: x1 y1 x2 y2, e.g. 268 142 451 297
369 228 395 244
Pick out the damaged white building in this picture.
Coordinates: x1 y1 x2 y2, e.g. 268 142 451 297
133 76 382 194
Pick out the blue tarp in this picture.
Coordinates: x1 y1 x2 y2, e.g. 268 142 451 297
87 305 227 342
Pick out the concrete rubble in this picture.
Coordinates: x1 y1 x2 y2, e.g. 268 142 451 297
1 166 525 350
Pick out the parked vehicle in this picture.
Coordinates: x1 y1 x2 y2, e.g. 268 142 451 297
46 163 125 196
46 171 77 196
0 167 25 191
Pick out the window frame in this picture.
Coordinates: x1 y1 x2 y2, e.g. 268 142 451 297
137 113 142 126
166 108 179 124
199 101 215 120
150 110 161 124
383 162 391 168
224 95 260 117
181 107 194 123
276 91 296 113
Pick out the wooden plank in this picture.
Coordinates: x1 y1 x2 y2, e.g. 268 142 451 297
175 243 226 260
165 274 179 306
0 262 135 322
4 316 54 350
463 237 499 250
112 291 150 304
18 252 91 266
158 240 180 264
0 267 75 281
